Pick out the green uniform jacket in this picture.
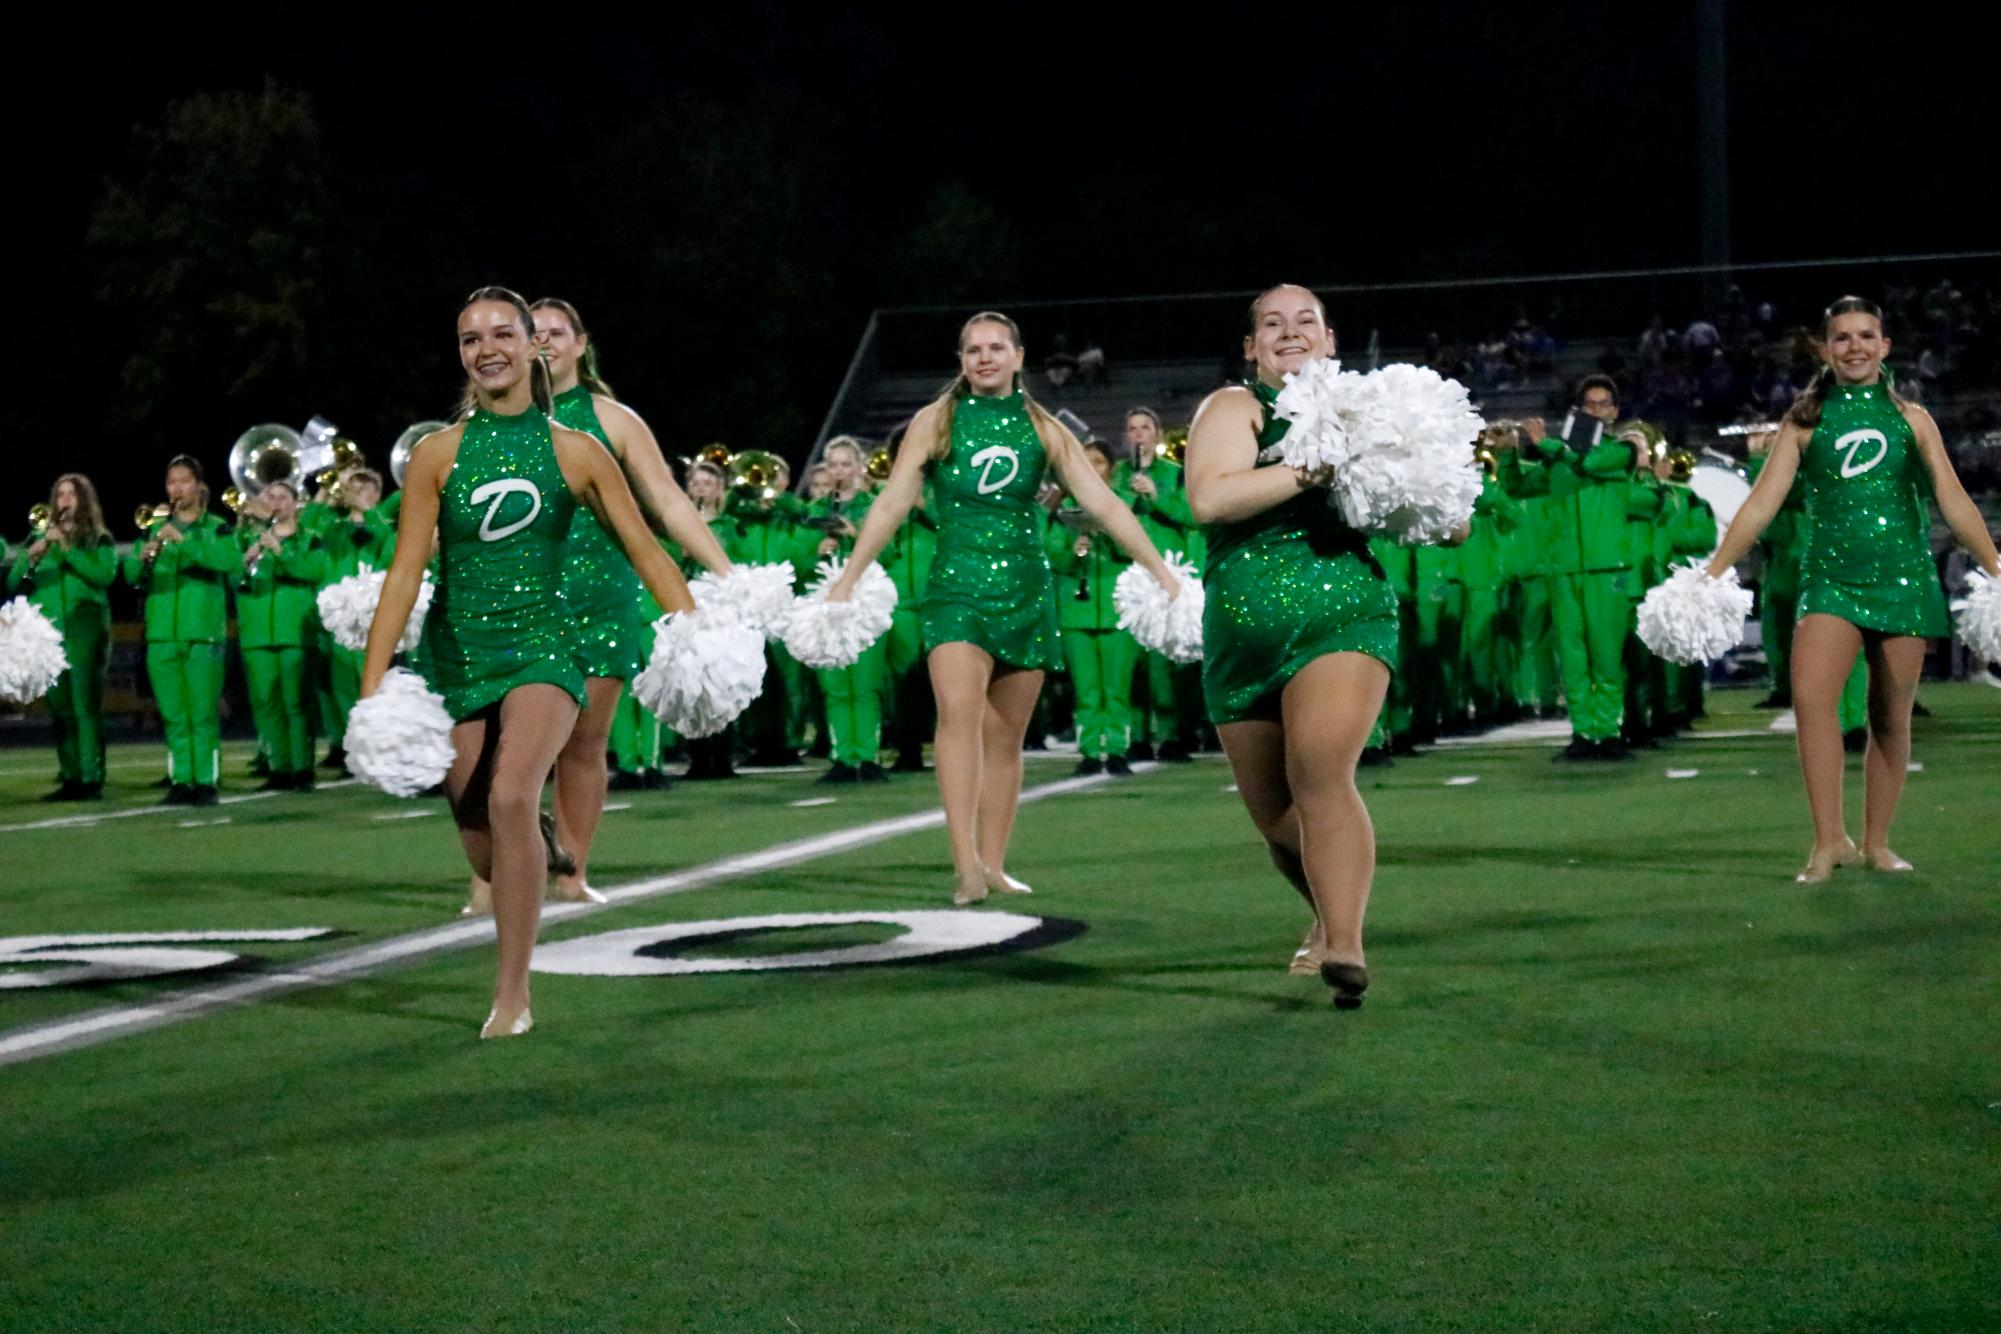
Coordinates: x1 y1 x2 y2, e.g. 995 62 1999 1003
319 510 395 579
1112 457 1201 567
882 485 940 606
805 489 882 568
1744 455 1806 596
1369 535 1417 600
1496 449 1558 578
7 533 118 626
121 513 241 642
1626 474 1670 586
717 494 819 586
235 527 333 648
1457 477 1523 592
1528 435 1649 575
1045 500 1135 632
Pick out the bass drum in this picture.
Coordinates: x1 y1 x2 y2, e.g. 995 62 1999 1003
1689 461 1751 540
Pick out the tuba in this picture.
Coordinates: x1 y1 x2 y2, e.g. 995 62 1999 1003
390 421 449 487
228 423 311 499
727 450 786 503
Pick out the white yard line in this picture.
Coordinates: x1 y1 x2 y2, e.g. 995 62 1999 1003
0 781 360 834
0 768 1128 1067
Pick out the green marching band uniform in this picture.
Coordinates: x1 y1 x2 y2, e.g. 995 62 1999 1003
922 390 1064 671
8 528 118 793
423 407 587 722
1800 379 1948 726
1516 427 1653 745
1203 381 1398 724
1045 487 1139 763
1367 535 1417 748
552 386 650 686
607 534 684 786
1503 451 1563 715
1641 471 1719 733
715 488 818 761
1456 469 1524 727
300 495 394 765
1111 450 1202 755
807 486 890 773
1619 468 1669 741
880 482 939 768
122 509 240 793
235 523 331 786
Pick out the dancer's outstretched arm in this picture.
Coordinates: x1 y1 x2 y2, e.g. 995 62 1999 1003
1042 420 1177 592
1185 385 1324 525
826 405 937 599
1707 423 1804 578
555 425 697 615
596 397 733 574
360 426 454 696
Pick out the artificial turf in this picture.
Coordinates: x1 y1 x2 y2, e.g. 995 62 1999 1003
1 687 1996 1330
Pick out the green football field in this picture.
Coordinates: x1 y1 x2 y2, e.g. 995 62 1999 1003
2 687 1997 1331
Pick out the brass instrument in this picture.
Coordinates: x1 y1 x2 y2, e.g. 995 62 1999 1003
313 466 345 505
1159 425 1190 465
1474 446 1499 479
28 503 53 534
865 447 894 482
1666 449 1697 482
228 423 309 499
1615 419 1667 469
682 443 733 472
726 450 786 504
389 421 448 487
134 503 171 534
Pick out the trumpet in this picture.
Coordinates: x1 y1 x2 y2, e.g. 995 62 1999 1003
313 466 346 505
28 503 53 534
134 503 171 533
727 450 786 504
1474 446 1499 478
865 446 894 482
1666 449 1697 482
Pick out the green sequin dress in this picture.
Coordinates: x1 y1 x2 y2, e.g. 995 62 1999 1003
1201 381 1399 724
552 385 648 680
1796 381 1949 637
423 406 589 720
920 391 1064 671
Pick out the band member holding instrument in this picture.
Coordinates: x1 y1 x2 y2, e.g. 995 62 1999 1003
1046 441 1140 776
825 310 1179 907
877 431 940 773
807 437 890 782
122 455 241 806
1704 296 1999 883
530 297 733 898
1113 407 1202 762
312 465 393 776
361 287 695 1039
234 479 331 791
7 475 117 800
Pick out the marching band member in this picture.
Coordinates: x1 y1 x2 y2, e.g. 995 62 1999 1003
233 479 331 790
1113 407 1201 761
7 475 117 800
122 455 241 806
876 431 939 773
806 437 890 782
1045 441 1140 776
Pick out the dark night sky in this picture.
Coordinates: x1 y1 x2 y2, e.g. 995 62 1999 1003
7 2 1993 518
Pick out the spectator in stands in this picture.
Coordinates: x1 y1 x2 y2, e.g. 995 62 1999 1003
1076 337 1108 385
1044 334 1079 393
1684 315 1721 358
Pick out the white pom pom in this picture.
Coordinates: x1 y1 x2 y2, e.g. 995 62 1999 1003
1272 359 1485 546
632 609 767 738
1113 554 1205 664
1636 563 1754 665
317 570 433 653
1950 568 2001 660
780 559 898 670
345 667 456 797
0 596 69 705
689 561 799 639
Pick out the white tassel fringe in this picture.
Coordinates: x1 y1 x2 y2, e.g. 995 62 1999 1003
632 609 767 738
318 570 433 653
1950 568 2001 660
689 561 799 640
1635 564 1754 665
780 560 898 670
0 596 69 705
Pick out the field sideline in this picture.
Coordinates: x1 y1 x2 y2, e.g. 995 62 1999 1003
2 687 1997 1330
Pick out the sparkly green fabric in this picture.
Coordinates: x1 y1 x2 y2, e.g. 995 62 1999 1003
1796 381 1949 637
423 406 587 720
920 390 1063 671
552 386 647 680
1200 381 1398 725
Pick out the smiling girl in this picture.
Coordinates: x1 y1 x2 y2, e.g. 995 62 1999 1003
827 312 1180 906
1707 295 1999 883
360 287 697 1038
1186 284 1399 1008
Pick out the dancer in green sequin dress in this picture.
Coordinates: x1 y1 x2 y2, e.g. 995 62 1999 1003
1708 296 1999 884
529 298 736 903
361 288 697 1040
1186 285 1398 1009
828 311 1180 907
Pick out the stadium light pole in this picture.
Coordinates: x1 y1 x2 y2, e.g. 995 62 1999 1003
1697 0 1731 312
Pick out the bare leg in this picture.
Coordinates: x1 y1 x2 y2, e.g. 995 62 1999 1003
551 676 623 900
977 666 1046 892
1860 634 1927 870
929 643 995 902
1217 717 1320 971
444 715 498 883
1791 614 1864 882
482 684 581 1035
1279 653 1390 975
